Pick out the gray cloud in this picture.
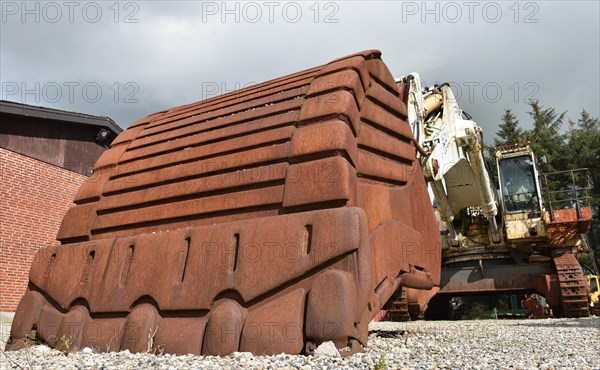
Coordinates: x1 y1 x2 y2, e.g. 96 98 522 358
1 1 598 141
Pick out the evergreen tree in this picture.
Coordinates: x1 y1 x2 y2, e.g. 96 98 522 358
524 100 567 174
566 110 600 260
493 109 523 147
487 109 525 183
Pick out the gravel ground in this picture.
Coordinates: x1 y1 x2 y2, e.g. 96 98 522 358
1 317 599 369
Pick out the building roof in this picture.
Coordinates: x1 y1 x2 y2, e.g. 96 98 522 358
0 100 123 134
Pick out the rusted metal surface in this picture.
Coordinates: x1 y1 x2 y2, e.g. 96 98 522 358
376 285 439 322
521 294 552 319
378 287 410 322
437 257 590 318
544 208 592 248
7 50 441 355
504 213 548 241
439 262 555 294
553 253 590 317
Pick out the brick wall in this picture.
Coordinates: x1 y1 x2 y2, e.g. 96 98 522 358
0 147 87 311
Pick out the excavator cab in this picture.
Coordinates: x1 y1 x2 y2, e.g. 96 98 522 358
495 144 546 242
498 153 541 213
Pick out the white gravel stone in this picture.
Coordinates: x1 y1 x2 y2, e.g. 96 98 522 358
314 341 341 357
1 317 599 369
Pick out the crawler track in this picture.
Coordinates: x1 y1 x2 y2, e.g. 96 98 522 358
382 287 411 321
554 253 590 318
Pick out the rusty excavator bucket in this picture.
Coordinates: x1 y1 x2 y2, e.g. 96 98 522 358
6 50 441 355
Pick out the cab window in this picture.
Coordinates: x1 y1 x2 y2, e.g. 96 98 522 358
499 155 540 213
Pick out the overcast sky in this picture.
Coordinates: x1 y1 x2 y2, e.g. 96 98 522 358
1 1 598 141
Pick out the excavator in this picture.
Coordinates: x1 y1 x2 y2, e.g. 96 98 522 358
5 50 596 357
383 73 595 320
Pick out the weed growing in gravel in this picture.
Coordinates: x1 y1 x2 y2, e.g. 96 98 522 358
146 327 158 353
59 334 77 355
145 327 165 355
106 334 116 352
374 353 387 370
